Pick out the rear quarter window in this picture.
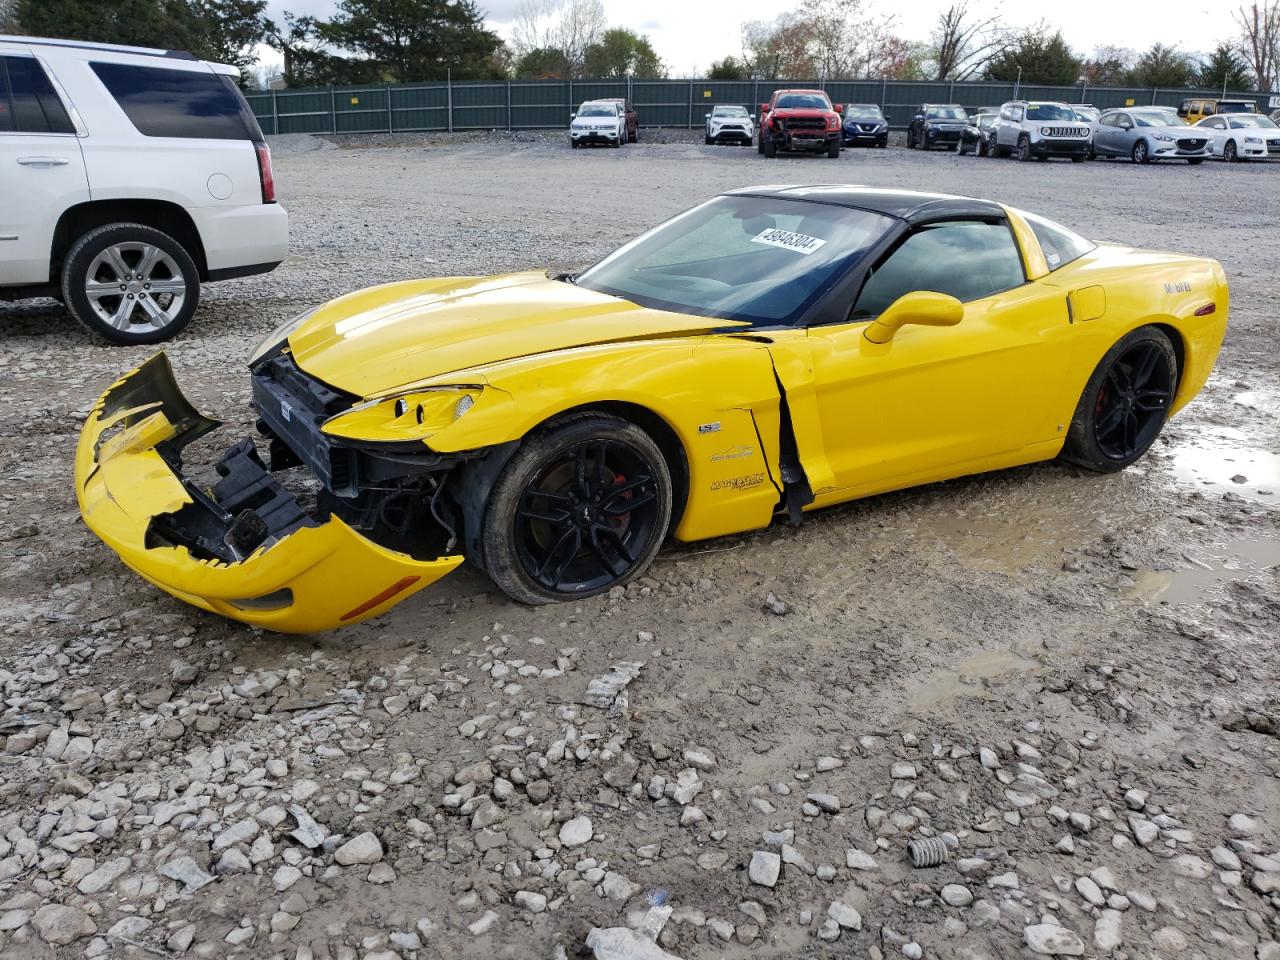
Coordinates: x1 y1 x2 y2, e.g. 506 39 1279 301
90 61 263 140
1018 210 1096 271
3 56 76 134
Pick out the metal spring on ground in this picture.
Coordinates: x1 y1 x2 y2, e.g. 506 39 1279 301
907 837 950 868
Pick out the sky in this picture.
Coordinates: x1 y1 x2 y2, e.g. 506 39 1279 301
258 0 1238 77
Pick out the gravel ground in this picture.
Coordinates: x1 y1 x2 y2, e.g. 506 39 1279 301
1 132 1278 960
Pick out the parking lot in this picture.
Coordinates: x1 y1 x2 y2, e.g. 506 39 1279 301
1 132 1278 959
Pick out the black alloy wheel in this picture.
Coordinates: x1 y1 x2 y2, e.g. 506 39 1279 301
1061 327 1178 473
481 414 673 604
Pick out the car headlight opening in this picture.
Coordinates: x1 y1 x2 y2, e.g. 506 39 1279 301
249 306 319 364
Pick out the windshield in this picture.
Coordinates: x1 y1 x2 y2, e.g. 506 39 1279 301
575 195 892 326
845 104 882 119
1026 104 1076 121
1218 101 1253 113
775 93 831 110
926 106 966 120
1134 110 1184 127
578 104 614 117
713 106 748 117
1230 115 1278 128
1073 106 1100 121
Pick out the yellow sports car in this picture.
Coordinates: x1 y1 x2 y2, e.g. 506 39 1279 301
76 187 1229 633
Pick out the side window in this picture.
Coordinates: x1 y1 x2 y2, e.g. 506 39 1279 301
850 221 1025 320
0 60 12 132
89 61 262 140
3 56 75 134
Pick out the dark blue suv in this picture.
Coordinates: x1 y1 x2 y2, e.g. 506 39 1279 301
842 103 889 147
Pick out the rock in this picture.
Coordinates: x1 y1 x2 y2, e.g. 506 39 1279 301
273 865 303 891
846 849 878 870
1152 927 1188 953
584 662 644 713
160 855 215 893
1228 813 1262 835
816 756 843 772
215 848 251 874
891 762 917 779
1123 789 1148 810
806 792 840 813
33 904 96 945
560 816 593 848
1169 854 1212 880
1024 923 1085 956
78 856 130 894
979 747 1001 769
1128 815 1158 847
682 748 716 771
515 890 547 913
369 862 396 883
940 884 973 907
107 917 151 939
749 850 781 887
468 910 498 935
212 817 258 851
334 831 383 865
763 592 790 615
827 901 862 930
1126 889 1157 912
1094 910 1123 953
601 872 641 901
1211 846 1242 870
1075 876 1104 906
586 926 684 960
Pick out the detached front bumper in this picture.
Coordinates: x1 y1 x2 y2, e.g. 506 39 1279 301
75 354 463 633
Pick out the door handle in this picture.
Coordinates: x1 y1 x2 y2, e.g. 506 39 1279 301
17 156 70 166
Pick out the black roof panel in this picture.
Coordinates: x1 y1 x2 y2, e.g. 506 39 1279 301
724 185 1006 223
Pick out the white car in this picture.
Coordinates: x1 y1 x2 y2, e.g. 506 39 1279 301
704 105 754 145
1195 113 1280 162
570 100 626 149
0 35 288 344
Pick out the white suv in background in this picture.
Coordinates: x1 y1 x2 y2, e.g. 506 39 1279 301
991 100 1091 162
569 100 626 148
0 36 288 344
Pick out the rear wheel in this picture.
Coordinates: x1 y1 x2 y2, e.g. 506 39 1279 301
61 222 199 345
481 413 673 604
1060 327 1178 473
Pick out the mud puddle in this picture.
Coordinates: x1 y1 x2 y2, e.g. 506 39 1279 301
906 648 1042 712
1130 536 1280 607
1161 427 1279 503
922 504 1101 575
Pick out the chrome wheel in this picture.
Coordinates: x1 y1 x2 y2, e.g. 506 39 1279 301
85 242 188 333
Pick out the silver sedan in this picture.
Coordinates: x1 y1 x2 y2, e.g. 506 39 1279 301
1092 108 1211 164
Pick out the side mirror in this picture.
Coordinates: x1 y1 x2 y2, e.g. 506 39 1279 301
704 113 711 119
884 114 891 121
833 103 844 113
760 103 770 114
864 291 964 344
570 113 576 121
1120 121 1132 130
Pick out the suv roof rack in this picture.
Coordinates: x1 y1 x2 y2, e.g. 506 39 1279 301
0 35 197 60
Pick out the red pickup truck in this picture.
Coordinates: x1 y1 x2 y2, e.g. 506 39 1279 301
758 89 844 158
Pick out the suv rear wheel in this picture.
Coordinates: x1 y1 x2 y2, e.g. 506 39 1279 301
61 223 200 345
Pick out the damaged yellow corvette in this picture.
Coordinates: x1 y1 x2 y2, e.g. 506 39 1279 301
76 187 1228 632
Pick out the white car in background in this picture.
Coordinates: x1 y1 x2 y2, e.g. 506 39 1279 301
570 100 626 148
704 105 754 145
1195 113 1280 161
0 35 288 344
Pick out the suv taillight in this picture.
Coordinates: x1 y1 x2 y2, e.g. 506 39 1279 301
254 141 276 204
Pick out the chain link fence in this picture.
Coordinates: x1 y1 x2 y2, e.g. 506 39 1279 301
246 77 1268 137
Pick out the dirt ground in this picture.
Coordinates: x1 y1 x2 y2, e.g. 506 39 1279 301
0 132 1277 960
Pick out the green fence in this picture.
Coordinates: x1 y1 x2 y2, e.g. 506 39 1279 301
246 78 1269 137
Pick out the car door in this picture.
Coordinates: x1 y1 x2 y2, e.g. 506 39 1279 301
0 52 90 285
769 218 1076 497
1200 116 1227 155
1113 113 1136 155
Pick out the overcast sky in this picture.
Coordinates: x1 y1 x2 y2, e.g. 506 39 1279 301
260 0 1237 76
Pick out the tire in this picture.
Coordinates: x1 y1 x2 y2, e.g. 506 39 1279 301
480 413 674 605
947 144 958 151
827 140 840 159
1224 140 1238 162
1132 139 1150 164
764 136 776 158
630 126 638 143
1060 327 1178 474
757 134 765 154
1017 136 1032 162
571 139 578 149
1188 157 1204 165
1070 155 1084 163
61 222 200 345
958 141 969 156
907 128 916 149
705 134 713 145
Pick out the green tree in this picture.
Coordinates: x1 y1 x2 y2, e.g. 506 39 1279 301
314 0 504 82
514 46 571 78
1199 41 1252 90
188 0 268 69
1125 43 1196 87
581 27 663 78
707 55 748 80
985 30 1082 85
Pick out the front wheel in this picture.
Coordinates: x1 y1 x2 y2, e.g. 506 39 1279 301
61 222 200 345
764 136 776 158
1017 137 1032 161
1187 157 1204 165
480 413 674 604
1224 140 1238 162
827 140 841 159
1060 327 1178 473
958 141 969 156
1132 139 1150 164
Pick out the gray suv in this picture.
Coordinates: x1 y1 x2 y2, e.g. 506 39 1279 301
991 101 1091 162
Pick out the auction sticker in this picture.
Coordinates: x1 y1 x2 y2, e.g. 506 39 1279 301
751 228 827 255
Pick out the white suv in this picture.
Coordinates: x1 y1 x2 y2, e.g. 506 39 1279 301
991 100 1091 163
0 36 288 344
569 100 626 148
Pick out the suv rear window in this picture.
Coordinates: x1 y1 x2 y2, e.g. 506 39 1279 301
1 56 76 134
90 62 263 140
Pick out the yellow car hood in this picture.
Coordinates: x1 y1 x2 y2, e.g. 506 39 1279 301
288 270 744 397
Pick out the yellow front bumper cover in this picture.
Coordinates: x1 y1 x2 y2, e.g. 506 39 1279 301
74 354 463 634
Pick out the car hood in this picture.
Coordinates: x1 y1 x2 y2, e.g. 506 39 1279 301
287 271 744 397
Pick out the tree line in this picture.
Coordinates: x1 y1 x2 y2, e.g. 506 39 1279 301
3 0 1277 93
